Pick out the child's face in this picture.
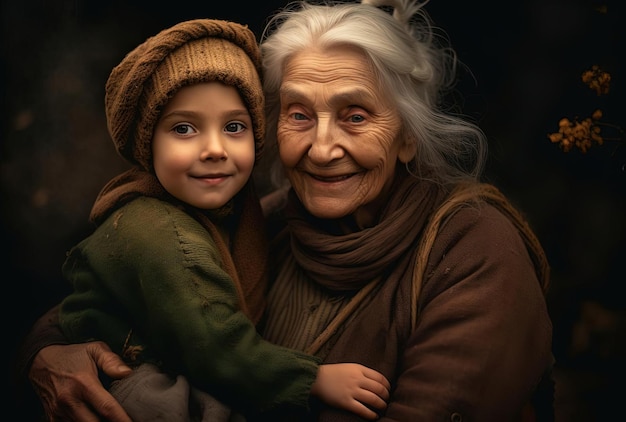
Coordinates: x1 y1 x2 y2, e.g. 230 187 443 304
152 82 256 210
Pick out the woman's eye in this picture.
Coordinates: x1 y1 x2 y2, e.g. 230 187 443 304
293 112 308 121
225 122 245 133
349 114 365 123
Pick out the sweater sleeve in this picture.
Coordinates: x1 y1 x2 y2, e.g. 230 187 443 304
15 305 67 379
383 204 553 421
12 304 67 418
59 197 320 413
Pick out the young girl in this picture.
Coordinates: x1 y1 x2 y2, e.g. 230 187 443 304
58 18 389 421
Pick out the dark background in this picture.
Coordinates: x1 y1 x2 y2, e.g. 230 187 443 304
3 0 624 420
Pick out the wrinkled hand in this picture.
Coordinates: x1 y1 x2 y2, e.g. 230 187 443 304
312 363 391 420
29 342 133 422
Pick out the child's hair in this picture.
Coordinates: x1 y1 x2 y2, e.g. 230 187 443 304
105 19 265 172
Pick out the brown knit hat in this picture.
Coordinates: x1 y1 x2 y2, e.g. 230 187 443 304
105 19 264 171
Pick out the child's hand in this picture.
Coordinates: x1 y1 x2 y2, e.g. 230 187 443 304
311 363 391 420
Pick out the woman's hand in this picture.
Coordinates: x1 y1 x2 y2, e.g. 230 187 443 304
29 342 133 422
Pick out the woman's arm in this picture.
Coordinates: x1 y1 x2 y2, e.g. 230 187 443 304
31 342 132 422
19 305 132 421
383 205 553 420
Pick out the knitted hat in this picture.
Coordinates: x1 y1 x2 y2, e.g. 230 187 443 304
105 19 264 171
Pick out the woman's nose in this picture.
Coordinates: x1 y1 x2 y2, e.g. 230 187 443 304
307 116 345 163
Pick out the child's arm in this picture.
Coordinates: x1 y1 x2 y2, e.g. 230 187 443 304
59 199 321 413
312 363 390 420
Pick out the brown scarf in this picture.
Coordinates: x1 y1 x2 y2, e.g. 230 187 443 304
90 167 268 324
285 168 446 292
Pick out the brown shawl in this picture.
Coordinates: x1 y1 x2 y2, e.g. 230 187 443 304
271 170 550 357
89 167 268 324
284 168 446 292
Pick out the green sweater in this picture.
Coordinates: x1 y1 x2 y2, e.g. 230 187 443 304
59 196 319 413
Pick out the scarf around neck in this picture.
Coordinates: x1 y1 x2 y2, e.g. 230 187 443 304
285 169 445 292
89 167 269 323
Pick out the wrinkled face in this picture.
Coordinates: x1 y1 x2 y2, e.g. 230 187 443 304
277 45 414 227
153 82 255 210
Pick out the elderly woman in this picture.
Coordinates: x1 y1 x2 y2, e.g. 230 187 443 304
18 0 554 421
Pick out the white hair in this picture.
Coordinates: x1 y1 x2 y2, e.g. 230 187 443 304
260 0 487 188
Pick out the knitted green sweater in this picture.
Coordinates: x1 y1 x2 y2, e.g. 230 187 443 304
59 196 320 413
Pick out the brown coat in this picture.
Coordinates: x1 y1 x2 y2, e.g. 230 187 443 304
261 178 553 421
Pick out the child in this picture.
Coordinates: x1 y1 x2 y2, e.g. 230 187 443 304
58 18 389 421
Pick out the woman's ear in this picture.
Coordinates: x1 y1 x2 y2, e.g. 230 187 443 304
398 139 417 163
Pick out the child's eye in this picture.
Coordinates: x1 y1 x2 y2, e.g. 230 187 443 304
225 122 246 133
173 124 194 135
